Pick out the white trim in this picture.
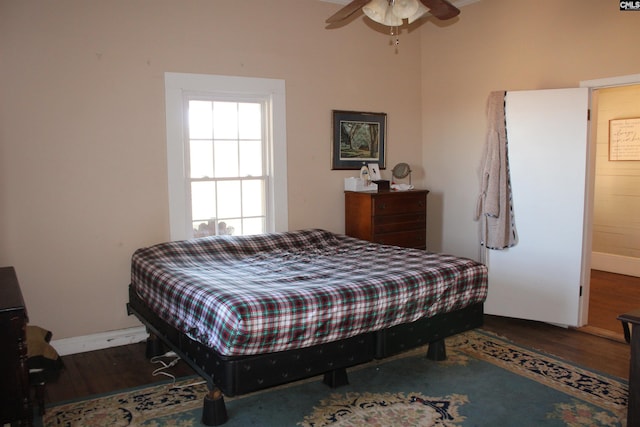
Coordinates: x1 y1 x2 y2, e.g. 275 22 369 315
591 252 640 278
580 73 640 89
164 72 288 241
576 73 640 326
579 73 640 281
51 326 148 356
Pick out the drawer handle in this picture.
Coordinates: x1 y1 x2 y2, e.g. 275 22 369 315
418 201 424 207
379 203 386 210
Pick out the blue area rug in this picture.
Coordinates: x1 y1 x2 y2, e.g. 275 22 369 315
41 329 628 426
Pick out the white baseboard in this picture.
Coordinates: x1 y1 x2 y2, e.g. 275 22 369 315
51 326 149 356
591 251 640 278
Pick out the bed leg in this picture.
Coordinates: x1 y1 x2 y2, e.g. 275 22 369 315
202 387 228 426
144 333 166 358
426 339 447 361
323 368 349 388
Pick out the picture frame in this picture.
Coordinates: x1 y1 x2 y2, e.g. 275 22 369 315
332 110 386 170
609 117 640 161
368 163 381 181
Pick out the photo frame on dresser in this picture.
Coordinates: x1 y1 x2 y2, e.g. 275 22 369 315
332 110 386 170
368 163 381 180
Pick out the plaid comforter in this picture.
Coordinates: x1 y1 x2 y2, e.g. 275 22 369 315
131 229 487 357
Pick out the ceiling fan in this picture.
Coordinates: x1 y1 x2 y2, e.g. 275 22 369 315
326 0 460 27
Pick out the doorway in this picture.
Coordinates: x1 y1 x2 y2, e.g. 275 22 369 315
483 75 640 329
579 77 640 340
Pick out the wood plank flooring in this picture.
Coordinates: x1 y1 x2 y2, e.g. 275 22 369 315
44 341 194 404
582 269 640 341
482 315 630 379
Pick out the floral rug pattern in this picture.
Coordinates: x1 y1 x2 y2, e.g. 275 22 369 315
300 392 468 427
445 331 628 413
43 380 208 426
42 330 628 426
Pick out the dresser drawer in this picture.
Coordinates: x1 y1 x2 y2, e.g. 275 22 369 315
374 213 426 234
373 230 426 249
372 193 426 216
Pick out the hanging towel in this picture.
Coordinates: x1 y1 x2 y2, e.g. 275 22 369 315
475 91 518 250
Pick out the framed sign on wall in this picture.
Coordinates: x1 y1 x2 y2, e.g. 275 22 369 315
609 117 640 161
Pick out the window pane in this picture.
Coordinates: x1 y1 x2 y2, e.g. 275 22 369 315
242 217 265 235
189 101 213 139
193 220 217 238
191 181 216 220
218 218 240 236
214 140 239 178
238 103 261 140
217 181 241 218
242 180 264 217
190 140 213 178
239 140 262 177
167 75 286 241
213 102 238 139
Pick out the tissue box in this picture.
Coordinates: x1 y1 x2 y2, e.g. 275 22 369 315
344 177 377 192
373 180 390 191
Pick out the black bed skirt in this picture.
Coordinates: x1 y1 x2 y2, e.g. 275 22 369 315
375 302 484 358
127 285 483 397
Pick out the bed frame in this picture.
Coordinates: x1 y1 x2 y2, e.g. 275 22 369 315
127 285 484 425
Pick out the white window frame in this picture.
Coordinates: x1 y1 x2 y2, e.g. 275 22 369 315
164 72 288 241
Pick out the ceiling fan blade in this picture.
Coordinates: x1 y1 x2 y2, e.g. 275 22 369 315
326 0 371 23
419 0 460 20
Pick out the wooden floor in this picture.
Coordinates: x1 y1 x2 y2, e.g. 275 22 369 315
41 270 635 407
582 269 640 341
44 340 195 404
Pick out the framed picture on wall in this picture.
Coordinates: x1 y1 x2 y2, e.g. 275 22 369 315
331 110 386 170
609 117 640 161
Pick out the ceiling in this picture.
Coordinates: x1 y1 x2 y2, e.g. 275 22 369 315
318 0 351 4
318 0 480 8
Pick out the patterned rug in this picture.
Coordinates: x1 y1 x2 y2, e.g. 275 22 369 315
41 330 628 426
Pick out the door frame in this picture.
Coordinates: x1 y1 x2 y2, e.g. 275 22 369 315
578 73 640 326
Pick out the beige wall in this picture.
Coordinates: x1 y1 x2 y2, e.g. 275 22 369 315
0 0 423 339
592 85 640 259
419 0 640 260
2 0 639 341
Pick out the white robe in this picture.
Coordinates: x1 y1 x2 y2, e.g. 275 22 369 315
476 91 518 250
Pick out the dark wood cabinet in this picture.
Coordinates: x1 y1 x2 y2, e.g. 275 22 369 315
618 309 640 427
0 266 32 426
345 190 429 249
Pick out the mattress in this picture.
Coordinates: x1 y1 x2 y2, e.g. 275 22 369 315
131 229 487 356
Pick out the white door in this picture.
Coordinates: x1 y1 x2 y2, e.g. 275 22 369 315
484 88 590 327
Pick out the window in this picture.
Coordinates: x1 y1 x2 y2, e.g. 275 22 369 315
165 73 288 241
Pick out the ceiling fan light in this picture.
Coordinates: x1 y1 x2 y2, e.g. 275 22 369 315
392 0 420 20
383 4 403 26
362 0 388 25
408 3 429 24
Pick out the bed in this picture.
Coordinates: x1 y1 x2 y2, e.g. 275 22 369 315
126 229 487 425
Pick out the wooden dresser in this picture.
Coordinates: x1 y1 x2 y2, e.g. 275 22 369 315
0 266 32 426
345 189 429 249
